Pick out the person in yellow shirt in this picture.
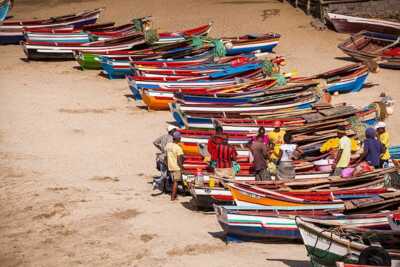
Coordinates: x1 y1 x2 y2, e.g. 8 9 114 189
165 131 184 201
376 121 390 167
267 121 286 162
332 127 351 176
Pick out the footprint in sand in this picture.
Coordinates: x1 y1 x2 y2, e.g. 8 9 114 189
47 187 68 191
58 108 116 114
33 203 68 220
90 176 119 182
140 234 158 243
111 209 141 220
167 243 225 256
72 128 85 134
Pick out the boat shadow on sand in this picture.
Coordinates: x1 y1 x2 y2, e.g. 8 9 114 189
265 259 310 267
208 231 303 244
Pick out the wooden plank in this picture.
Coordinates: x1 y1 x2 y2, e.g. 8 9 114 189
301 113 325 122
319 105 357 117
379 191 400 199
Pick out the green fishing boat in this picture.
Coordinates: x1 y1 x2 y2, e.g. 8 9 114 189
76 52 102 70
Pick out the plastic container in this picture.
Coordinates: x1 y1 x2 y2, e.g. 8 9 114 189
341 167 355 178
196 168 204 185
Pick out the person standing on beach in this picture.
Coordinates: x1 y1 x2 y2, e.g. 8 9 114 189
376 122 390 167
165 131 184 201
252 126 269 145
277 133 298 180
207 125 238 180
207 125 228 167
332 127 351 176
153 125 176 152
250 135 270 180
268 121 286 161
214 141 238 180
153 125 176 192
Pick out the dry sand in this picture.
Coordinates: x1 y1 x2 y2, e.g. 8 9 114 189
0 1 399 266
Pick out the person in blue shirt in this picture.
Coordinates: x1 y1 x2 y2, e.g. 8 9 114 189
357 128 385 169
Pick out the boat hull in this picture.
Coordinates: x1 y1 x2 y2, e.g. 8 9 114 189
296 217 400 267
216 206 390 241
327 13 400 35
0 17 98 45
326 72 368 94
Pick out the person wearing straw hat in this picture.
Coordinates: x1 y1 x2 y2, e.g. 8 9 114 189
165 131 184 201
376 121 390 168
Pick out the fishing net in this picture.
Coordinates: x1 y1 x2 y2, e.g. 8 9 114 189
261 59 274 76
272 73 287 86
144 29 159 44
191 36 204 49
347 115 366 141
88 34 99 42
132 18 144 32
211 39 226 57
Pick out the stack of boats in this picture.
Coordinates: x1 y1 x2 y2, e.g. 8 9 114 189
2 5 399 266
129 28 400 265
121 21 399 266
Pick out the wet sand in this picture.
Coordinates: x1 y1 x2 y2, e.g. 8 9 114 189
1 1 399 266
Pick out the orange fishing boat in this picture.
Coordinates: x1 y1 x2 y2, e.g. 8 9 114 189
140 89 172 110
228 183 345 208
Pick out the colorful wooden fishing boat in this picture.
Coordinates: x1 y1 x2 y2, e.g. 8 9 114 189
102 47 217 79
338 31 400 70
22 32 146 60
24 22 133 43
0 0 12 21
73 24 212 69
326 12 400 35
129 75 239 100
296 217 400 266
223 33 281 55
0 8 103 44
300 63 370 94
26 22 212 44
227 169 396 208
191 184 385 210
171 97 379 130
228 183 342 208
75 41 208 69
170 95 316 117
215 205 391 240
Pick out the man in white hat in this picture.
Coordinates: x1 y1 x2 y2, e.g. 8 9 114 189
376 121 390 167
153 125 177 192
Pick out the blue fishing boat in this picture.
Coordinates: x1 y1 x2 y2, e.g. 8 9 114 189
326 68 369 94
224 33 281 55
101 58 131 79
305 63 369 94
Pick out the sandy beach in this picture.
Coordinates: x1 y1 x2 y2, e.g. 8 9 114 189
0 1 399 266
